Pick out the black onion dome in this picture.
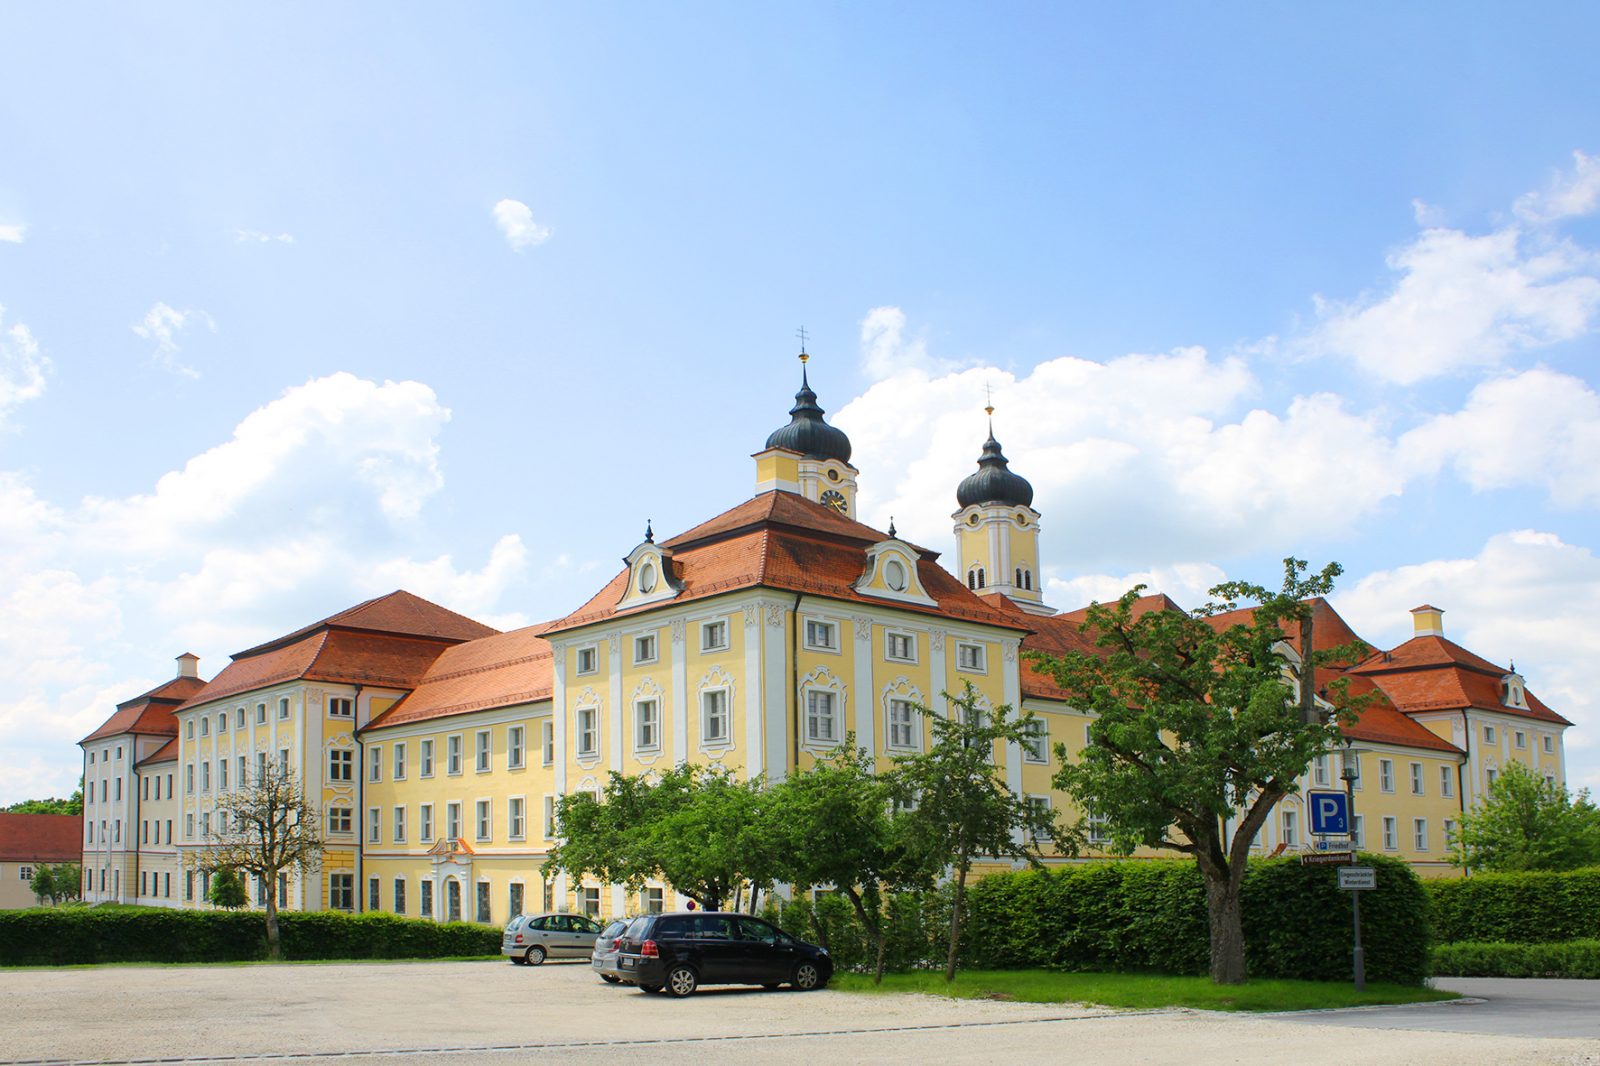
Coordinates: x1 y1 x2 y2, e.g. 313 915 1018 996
764 365 853 463
956 430 1034 508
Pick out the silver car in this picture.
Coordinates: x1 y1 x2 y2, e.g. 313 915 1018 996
590 918 631 983
502 912 605 965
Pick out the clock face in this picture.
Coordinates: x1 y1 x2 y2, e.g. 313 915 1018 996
821 489 848 514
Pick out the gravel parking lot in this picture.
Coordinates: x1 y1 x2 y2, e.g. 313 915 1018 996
1 960 1595 1066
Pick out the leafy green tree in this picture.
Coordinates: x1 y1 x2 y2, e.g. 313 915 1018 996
207 867 249 909
1452 760 1600 872
890 684 1061 981
29 862 81 905
769 740 930 983
5 789 83 816
1027 559 1370 985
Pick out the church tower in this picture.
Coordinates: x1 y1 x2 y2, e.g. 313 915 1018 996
952 407 1052 614
753 350 859 518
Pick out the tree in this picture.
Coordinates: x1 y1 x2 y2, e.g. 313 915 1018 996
208 867 249 909
1027 559 1371 985
6 788 83 816
29 862 80 905
192 764 323 959
890 684 1061 981
1452 760 1600 872
769 740 930 983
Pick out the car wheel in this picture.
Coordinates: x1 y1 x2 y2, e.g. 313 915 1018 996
509 955 528 966
601 974 621 984
791 961 824 991
640 983 663 994
665 965 698 998
525 945 547 966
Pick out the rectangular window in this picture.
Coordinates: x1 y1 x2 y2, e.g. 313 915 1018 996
577 707 598 756
543 795 557 838
1441 765 1454 797
475 800 491 842
634 699 660 751
217 759 228 791
701 620 728 652
701 690 728 744
369 877 380 912
1514 730 1527 749
1022 718 1047 763
447 735 462 775
393 805 407 843
367 807 381 844
277 748 289 774
1484 724 1496 744
541 721 554 766
804 619 837 651
394 878 407 915
329 697 354 718
185 813 194 838
237 755 246 787
236 706 246 729
645 886 664 914
420 739 435 777
507 727 525 769
476 730 492 772
1382 816 1398 850
328 807 352 835
394 742 407 780
256 702 267 724
1313 755 1329 786
328 749 353 782
329 873 353 912
576 646 598 674
186 871 194 901
508 797 525 840
420 880 433 919
163 872 170 898
200 812 210 837
1414 817 1429 851
200 762 211 791
1444 818 1457 847
1282 809 1298 848
1379 759 1394 793
446 802 462 841
477 881 492 924
278 873 288 908
186 765 194 794
955 642 986 672
1488 767 1499 788
419 804 434 843
1026 795 1053 841
887 698 917 749
278 697 290 720
509 882 524 918
805 690 838 745
1087 812 1110 845
581 885 600 918
369 746 383 783
885 631 916 662
200 717 208 737
1351 814 1365 848
1410 762 1424 795
633 634 658 664
1544 735 1555 753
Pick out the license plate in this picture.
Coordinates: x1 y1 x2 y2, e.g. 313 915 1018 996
620 958 633 968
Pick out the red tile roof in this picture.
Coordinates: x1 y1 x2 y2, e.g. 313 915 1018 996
80 675 209 744
136 737 179 766
235 590 497 657
545 493 1028 635
1348 636 1570 726
366 626 556 729
0 813 82 863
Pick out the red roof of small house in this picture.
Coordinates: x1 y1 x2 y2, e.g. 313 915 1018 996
136 737 179 766
1347 635 1569 726
366 625 557 729
0 813 82 863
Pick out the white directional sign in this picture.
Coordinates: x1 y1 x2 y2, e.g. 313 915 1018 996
1338 866 1377 891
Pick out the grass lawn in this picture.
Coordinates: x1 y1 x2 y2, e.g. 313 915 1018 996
832 969 1459 1012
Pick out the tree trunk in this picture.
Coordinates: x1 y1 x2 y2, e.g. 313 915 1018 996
944 857 969 982
842 886 888 986
1203 873 1246 984
265 890 281 961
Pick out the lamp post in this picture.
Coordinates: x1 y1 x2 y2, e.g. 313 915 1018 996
1341 740 1366 992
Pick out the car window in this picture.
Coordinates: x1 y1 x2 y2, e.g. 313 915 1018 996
553 915 576 932
734 917 786 944
526 916 549 931
601 920 628 938
692 916 732 939
655 916 688 937
624 916 651 939
576 916 603 934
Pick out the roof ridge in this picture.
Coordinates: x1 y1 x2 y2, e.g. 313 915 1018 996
420 648 552 685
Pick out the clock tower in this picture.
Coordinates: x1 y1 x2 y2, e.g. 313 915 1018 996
753 350 859 519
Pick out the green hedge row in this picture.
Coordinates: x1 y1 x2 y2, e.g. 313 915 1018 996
1426 867 1600 944
0 907 500 966
1432 939 1600 979
959 854 1430 985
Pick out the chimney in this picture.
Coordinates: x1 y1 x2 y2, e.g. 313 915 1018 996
176 652 200 679
1410 605 1444 638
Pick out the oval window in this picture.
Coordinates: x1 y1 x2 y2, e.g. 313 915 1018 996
638 561 657 594
885 559 908 592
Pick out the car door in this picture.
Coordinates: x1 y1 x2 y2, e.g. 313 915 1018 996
689 914 740 982
733 916 795 982
566 915 602 958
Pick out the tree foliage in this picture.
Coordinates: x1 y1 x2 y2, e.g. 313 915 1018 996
207 867 249 910
1452 760 1600 872
191 764 323 958
1026 558 1371 984
29 862 82 905
5 791 83 816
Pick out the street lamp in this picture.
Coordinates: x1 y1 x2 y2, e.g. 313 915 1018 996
1341 739 1366 992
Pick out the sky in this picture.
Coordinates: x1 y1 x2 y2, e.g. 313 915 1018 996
3 3 1600 803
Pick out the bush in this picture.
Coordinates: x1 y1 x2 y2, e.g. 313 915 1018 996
1427 866 1600 944
1432 939 1600 979
0 907 500 966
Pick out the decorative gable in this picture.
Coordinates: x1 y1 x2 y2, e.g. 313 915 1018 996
854 533 937 607
614 529 684 611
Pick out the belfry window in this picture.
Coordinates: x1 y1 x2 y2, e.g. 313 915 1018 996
967 566 986 590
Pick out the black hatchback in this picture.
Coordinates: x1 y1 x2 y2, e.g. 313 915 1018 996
615 912 831 997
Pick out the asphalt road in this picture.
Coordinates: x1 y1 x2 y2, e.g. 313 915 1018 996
1273 977 1600 1040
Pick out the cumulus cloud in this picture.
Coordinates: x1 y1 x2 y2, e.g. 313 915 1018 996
1048 562 1229 612
131 302 215 378
1514 150 1600 224
1336 531 1600 790
859 306 960 381
492 198 551 250
0 306 49 425
0 223 24 244
232 229 295 244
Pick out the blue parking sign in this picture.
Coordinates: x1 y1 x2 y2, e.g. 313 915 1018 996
1309 791 1349 835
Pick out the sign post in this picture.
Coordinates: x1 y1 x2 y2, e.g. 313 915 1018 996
1339 747 1367 992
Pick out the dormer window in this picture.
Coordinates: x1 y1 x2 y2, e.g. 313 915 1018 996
638 562 657 594
1503 673 1527 709
884 559 908 592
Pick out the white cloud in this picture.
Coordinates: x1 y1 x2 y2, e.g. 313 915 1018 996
365 533 530 627
0 223 24 244
0 306 49 425
232 229 295 244
1514 150 1600 224
1401 367 1600 507
1336 531 1600 792
1047 562 1228 612
492 199 551 250
859 306 960 381
131 302 214 378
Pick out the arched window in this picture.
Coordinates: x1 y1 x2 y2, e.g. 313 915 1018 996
1015 567 1023 589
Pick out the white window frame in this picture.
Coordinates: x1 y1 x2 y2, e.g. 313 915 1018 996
255 702 267 725
419 803 434 844
886 697 918 751
446 801 462 842
369 745 383 783
1514 730 1527 749
955 641 987 673
420 738 434 777
1351 814 1364 848
576 645 599 675
1483 724 1496 744
475 730 492 773
700 688 730 747
328 748 353 782
327 807 352 835
393 742 407 780
1440 764 1454 797
701 620 729 652
577 706 599 757
1312 755 1329 787
1026 795 1053 842
1543 734 1554 754
884 630 917 664
633 633 658 665
1409 762 1423 795
328 697 354 719
1382 816 1398 851
1413 817 1429 851
475 799 492 842
541 721 554 766
1281 808 1298 848
634 698 660 753
803 619 839 652
367 806 381 844
508 796 526 841
1021 718 1048 763
446 734 462 776
278 697 291 720
804 689 839 747
543 795 557 838
1379 758 1394 793
507 726 525 769
393 805 407 844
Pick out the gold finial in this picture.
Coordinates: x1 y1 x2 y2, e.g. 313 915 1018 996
984 381 994 418
796 326 810 364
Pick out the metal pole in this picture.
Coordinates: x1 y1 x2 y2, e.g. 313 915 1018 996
1347 766 1365 992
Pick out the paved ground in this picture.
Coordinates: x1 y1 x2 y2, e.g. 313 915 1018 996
1272 978 1600 1040
0 961 1595 1066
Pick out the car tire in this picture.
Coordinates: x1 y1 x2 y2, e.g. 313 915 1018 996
601 974 621 984
509 955 527 966
525 945 547 966
640 984 663 994
665 965 698 998
791 961 824 991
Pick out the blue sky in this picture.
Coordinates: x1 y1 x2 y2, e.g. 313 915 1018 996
3 3 1599 802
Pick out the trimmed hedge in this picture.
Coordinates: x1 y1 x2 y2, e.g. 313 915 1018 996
1432 939 1600 979
960 854 1430 985
1426 867 1600 945
0 907 500 966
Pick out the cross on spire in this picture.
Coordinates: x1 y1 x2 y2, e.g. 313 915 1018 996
796 326 809 360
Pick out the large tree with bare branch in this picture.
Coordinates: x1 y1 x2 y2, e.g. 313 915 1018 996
193 765 324 959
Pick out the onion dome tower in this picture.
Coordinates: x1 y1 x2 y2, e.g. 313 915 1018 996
753 344 859 518
952 401 1051 613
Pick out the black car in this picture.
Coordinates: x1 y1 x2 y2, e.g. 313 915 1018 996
614 911 831 997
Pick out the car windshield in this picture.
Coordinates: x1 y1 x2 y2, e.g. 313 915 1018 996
600 920 628 938
624 916 651 939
